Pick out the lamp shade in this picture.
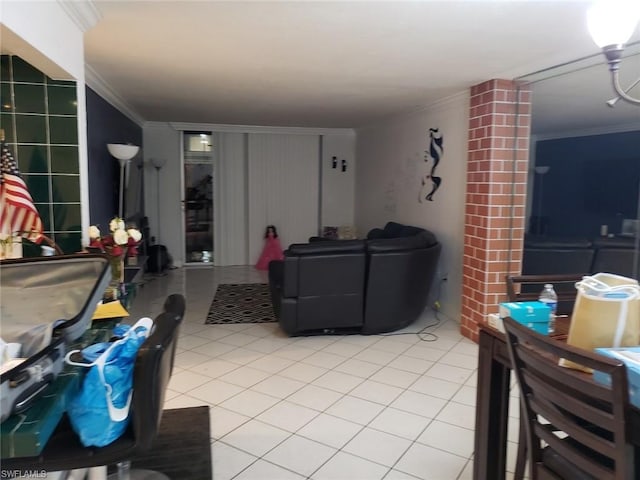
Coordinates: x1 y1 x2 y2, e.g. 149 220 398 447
587 0 640 48
107 143 139 162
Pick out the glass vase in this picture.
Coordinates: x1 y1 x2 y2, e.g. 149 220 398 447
106 254 125 300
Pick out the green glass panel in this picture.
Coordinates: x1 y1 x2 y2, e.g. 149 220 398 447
23 174 50 203
17 145 48 173
53 203 81 231
0 113 15 143
49 116 77 145
51 175 80 203
11 56 45 84
34 203 52 231
47 86 77 115
0 55 10 82
50 146 79 174
54 232 82 255
1 83 13 112
14 84 46 114
15 114 47 144
46 77 74 87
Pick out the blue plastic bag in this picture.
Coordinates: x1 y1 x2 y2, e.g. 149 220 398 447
64 317 153 447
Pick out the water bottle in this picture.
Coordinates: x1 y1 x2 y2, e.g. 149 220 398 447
538 283 558 334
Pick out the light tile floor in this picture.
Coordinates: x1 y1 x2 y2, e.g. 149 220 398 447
128 266 523 480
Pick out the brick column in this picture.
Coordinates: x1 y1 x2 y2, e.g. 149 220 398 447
461 79 531 342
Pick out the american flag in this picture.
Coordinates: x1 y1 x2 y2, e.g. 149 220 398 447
0 140 43 243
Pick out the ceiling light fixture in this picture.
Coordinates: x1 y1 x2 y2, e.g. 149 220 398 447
587 0 640 106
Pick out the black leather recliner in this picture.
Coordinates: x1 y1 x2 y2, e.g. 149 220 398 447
269 222 441 336
269 240 366 335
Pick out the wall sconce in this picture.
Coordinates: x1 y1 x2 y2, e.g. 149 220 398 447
107 143 139 218
341 159 347 172
332 156 337 169
587 0 640 106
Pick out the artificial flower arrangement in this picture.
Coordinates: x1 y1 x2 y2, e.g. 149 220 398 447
88 217 142 299
88 217 142 258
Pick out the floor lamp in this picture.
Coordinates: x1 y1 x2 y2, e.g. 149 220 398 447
151 157 167 275
534 165 550 235
107 144 140 219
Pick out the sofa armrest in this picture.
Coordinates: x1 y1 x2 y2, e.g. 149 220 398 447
282 256 299 298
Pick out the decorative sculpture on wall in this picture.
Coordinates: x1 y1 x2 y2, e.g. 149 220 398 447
419 128 443 202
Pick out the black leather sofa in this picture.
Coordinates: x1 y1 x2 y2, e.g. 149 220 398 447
522 235 638 278
269 222 441 336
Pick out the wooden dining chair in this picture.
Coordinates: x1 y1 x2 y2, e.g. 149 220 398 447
505 273 586 317
503 316 635 480
506 273 589 479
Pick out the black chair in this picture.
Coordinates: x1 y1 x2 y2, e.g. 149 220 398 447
506 273 586 317
503 316 635 480
522 248 595 277
591 248 638 279
2 294 186 479
269 240 367 335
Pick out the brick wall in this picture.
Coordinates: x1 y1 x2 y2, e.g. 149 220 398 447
461 79 531 342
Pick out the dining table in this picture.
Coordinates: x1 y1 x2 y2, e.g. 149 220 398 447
473 316 640 480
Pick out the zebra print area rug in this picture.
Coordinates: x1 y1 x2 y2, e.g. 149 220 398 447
205 283 276 324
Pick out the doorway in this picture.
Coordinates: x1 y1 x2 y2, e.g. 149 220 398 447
182 131 214 264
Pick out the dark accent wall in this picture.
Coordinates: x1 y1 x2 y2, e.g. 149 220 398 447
86 86 143 230
534 130 640 238
0 54 82 254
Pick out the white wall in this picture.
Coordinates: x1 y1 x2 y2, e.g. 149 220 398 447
1 1 90 244
143 123 182 266
148 124 355 266
321 133 356 231
0 1 84 80
355 92 470 321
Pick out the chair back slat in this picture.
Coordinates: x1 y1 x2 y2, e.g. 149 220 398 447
503 317 635 480
533 422 615 480
517 345 617 403
525 373 617 451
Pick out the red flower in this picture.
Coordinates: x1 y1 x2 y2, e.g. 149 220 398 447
127 237 139 256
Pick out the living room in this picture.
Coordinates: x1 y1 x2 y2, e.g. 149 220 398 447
2 1 640 479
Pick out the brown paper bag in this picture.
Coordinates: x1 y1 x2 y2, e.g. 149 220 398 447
562 273 640 372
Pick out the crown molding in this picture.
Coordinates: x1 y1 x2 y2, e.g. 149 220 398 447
357 89 470 131
85 64 146 127
168 122 355 136
534 121 640 142
57 0 102 32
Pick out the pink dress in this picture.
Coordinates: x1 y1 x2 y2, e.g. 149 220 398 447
255 233 284 270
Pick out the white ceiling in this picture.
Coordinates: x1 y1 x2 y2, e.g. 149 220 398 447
81 1 640 131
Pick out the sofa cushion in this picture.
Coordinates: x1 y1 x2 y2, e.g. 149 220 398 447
383 221 405 238
287 239 365 256
366 228 386 240
367 231 436 253
525 236 592 249
398 225 425 237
